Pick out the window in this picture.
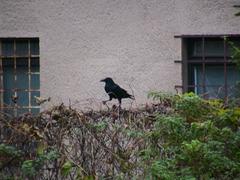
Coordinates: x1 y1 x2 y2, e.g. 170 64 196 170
179 35 240 100
0 38 40 116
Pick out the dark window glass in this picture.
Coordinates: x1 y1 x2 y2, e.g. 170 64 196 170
31 108 40 114
3 59 14 90
17 91 29 106
2 40 14 56
31 57 40 72
16 40 28 56
16 58 28 89
3 90 14 105
31 74 40 89
30 39 39 55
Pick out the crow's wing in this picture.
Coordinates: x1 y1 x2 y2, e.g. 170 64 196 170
111 84 132 99
105 82 133 99
105 84 117 98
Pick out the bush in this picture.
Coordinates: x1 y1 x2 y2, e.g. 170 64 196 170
0 93 240 179
141 92 240 179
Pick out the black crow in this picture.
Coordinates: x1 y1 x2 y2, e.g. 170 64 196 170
100 77 134 106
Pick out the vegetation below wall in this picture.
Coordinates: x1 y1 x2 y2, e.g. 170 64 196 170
0 92 240 180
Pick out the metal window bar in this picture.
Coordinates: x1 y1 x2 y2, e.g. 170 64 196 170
28 40 31 113
223 39 227 101
13 40 17 116
202 37 206 97
0 41 3 111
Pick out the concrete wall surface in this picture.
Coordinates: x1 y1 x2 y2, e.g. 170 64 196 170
0 0 239 108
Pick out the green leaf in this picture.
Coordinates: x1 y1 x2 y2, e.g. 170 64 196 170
82 176 95 180
61 161 73 177
36 142 47 155
21 160 36 176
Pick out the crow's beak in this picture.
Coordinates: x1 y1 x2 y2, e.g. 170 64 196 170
100 79 105 82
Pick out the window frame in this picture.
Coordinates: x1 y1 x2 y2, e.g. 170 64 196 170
0 38 40 116
175 34 240 101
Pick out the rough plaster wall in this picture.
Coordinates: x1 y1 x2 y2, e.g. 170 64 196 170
0 0 239 109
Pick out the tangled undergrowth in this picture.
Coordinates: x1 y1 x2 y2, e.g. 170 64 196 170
0 92 240 180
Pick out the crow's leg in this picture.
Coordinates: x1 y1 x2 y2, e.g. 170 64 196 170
102 96 112 105
118 98 122 108
117 98 122 121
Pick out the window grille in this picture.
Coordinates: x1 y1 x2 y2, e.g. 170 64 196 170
175 35 240 101
0 38 40 116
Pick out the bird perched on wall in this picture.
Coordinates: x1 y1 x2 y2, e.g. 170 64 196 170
100 77 134 106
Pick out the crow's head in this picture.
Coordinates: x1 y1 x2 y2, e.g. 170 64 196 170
100 77 115 84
